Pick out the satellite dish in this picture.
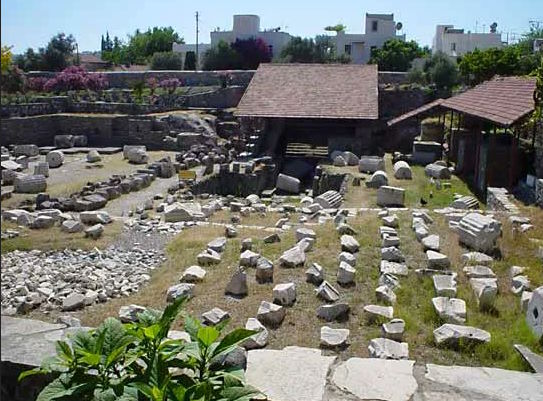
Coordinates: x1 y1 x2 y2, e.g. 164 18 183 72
490 22 498 33
396 22 403 31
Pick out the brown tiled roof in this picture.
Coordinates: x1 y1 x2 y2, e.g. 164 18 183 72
441 76 536 126
235 63 379 119
387 98 444 126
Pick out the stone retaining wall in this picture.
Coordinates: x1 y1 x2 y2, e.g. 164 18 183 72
191 168 277 196
27 70 255 88
1 87 244 118
26 70 404 89
536 179 543 208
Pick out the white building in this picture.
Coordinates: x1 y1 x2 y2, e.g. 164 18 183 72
173 14 291 68
211 15 291 58
332 13 406 64
432 25 503 57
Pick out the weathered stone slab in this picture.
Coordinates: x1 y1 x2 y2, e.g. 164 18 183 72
14 174 47 193
332 358 417 401
514 344 543 373
433 324 491 346
246 347 336 401
457 213 501 253
377 186 405 207
461 251 493 266
320 326 349 348
425 363 543 401
470 277 498 310
432 297 466 324
276 173 300 194
368 338 409 360
433 274 457 297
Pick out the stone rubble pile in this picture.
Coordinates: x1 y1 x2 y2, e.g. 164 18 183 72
1 247 165 315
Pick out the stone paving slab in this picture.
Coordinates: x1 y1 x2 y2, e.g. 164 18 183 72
424 364 543 401
60 147 122 155
331 358 418 401
245 346 336 401
1 316 68 367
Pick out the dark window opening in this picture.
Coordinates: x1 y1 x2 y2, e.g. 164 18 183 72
372 21 378 32
344 44 351 55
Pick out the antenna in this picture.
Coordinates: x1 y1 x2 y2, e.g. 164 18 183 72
195 11 199 70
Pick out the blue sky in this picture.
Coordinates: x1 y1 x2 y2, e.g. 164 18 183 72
2 0 541 53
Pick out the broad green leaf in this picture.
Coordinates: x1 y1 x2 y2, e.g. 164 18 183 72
93 388 117 401
71 330 95 355
55 340 73 363
197 326 220 348
133 382 154 398
157 296 187 339
40 355 70 373
18 367 46 382
96 317 129 356
144 324 161 340
183 314 201 341
36 377 72 401
218 385 262 401
182 341 202 360
212 329 256 358
79 351 101 366
105 336 135 368
168 384 187 401
137 308 162 326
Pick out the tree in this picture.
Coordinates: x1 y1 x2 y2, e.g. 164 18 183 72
184 51 196 70
14 48 43 71
231 37 272 69
424 51 459 90
369 39 428 71
203 40 242 70
1 46 12 74
42 33 76 71
457 24 542 86
150 51 182 70
277 36 349 63
126 26 182 63
324 24 347 33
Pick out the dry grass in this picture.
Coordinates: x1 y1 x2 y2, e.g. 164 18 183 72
8 186 542 370
1 220 123 254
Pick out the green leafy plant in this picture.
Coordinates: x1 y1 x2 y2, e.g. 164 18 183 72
19 297 260 401
132 80 145 104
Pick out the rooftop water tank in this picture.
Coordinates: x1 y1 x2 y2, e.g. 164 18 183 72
233 15 260 35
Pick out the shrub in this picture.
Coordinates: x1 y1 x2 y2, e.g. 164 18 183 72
20 297 260 401
151 51 183 70
146 77 159 95
1 65 26 93
42 66 108 92
159 78 182 94
26 77 49 92
184 51 196 70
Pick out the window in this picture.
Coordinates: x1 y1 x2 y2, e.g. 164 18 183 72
268 45 273 54
451 43 456 51
372 20 378 32
344 44 351 55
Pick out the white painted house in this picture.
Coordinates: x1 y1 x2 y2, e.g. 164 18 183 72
432 25 503 57
332 13 406 64
173 14 292 68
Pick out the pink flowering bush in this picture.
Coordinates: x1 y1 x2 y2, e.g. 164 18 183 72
42 66 108 92
146 77 158 95
25 77 49 92
159 78 181 94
